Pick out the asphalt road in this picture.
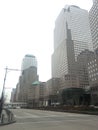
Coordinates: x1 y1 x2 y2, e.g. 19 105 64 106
0 108 98 130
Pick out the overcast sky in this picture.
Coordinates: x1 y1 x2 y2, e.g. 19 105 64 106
0 0 93 99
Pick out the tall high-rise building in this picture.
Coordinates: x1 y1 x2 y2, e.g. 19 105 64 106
21 54 37 71
89 0 98 51
52 5 93 78
92 0 96 3
18 54 38 103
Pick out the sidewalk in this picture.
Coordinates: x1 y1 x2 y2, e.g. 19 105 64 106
0 109 16 126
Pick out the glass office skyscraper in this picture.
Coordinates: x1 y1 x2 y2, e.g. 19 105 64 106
21 54 37 71
89 0 98 51
52 5 93 78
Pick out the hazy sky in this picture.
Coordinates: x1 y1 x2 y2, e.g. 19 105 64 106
0 0 93 98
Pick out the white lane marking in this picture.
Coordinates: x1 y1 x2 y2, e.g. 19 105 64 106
14 112 58 119
14 112 92 119
25 111 58 117
15 120 61 124
65 113 91 117
24 112 39 117
15 115 58 119
15 118 94 125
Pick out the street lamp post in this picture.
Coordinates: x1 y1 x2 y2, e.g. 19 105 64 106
2 67 8 99
0 67 21 118
0 67 8 118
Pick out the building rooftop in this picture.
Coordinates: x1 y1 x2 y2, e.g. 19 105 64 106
25 54 35 58
32 81 41 86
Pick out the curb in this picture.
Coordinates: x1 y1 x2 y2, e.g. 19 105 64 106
37 108 98 115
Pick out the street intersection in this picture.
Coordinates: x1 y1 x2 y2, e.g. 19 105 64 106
0 109 98 130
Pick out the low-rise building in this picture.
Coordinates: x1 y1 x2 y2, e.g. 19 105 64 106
46 78 60 105
28 81 46 108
